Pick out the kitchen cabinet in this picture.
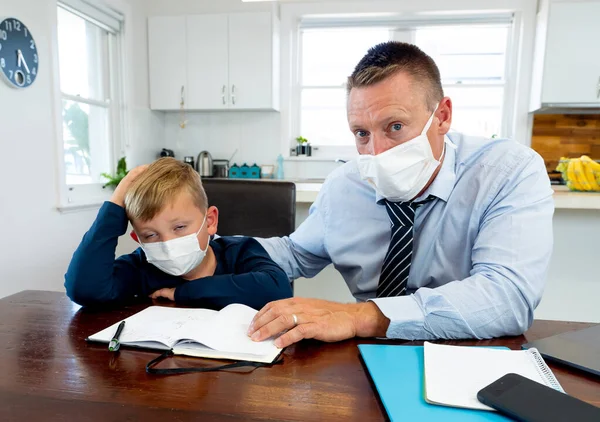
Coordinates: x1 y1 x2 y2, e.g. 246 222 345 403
531 0 600 110
186 14 229 110
148 12 279 111
148 16 187 110
228 13 278 110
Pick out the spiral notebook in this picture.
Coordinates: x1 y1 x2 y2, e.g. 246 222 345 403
424 342 564 411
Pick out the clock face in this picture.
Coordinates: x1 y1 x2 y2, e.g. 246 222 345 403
0 18 38 88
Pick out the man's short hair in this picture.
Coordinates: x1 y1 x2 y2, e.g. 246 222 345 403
124 157 208 222
347 41 444 111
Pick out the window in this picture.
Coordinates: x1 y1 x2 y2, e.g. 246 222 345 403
299 28 390 148
56 0 125 203
416 25 509 139
296 19 512 155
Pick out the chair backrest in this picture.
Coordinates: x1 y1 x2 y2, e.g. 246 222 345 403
201 179 296 238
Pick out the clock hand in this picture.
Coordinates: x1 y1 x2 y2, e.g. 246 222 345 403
17 50 30 74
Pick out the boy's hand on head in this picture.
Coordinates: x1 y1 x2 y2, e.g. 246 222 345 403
149 288 176 301
110 165 150 208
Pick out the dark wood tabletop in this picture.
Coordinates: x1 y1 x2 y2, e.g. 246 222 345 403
0 290 598 421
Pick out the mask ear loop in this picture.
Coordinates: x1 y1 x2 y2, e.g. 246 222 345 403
421 105 439 136
196 213 210 252
437 140 447 162
423 105 446 162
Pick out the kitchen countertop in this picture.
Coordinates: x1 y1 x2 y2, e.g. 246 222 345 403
206 178 600 210
551 185 600 210
293 182 600 210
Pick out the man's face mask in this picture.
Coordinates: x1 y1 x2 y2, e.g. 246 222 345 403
357 107 443 202
138 215 209 276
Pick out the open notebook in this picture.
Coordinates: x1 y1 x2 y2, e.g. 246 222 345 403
424 342 564 411
87 304 281 364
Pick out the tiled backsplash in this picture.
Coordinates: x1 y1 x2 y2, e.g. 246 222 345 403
531 114 600 173
163 111 283 169
162 111 344 180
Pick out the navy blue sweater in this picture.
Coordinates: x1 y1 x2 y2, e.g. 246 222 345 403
64 201 292 309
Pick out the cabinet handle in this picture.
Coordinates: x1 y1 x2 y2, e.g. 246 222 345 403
179 85 187 129
231 84 236 105
222 85 226 105
597 76 600 99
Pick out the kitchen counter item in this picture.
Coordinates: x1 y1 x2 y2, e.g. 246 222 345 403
249 164 261 179
213 159 229 178
229 164 240 178
160 148 175 158
184 156 195 168
197 151 213 178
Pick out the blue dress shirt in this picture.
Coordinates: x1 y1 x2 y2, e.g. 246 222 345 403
256 132 554 340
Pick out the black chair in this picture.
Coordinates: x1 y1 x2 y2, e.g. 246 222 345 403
201 179 296 238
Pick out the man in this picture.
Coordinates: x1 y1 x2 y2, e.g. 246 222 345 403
249 42 553 348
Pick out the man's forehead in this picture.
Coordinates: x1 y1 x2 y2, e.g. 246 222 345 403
347 72 428 116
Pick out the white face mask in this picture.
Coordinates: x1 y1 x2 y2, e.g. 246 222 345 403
139 215 209 276
357 108 443 202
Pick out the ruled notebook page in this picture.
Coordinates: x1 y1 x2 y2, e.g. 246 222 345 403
424 342 563 411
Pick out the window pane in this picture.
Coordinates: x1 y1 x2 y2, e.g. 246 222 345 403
62 100 111 185
300 88 354 146
445 86 504 138
300 24 510 146
302 28 391 86
416 26 508 83
57 7 109 100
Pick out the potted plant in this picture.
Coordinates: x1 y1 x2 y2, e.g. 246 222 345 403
101 157 129 189
295 136 309 156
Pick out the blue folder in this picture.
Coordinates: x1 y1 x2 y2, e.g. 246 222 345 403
358 344 511 421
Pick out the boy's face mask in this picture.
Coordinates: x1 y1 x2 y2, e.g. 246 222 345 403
138 215 209 276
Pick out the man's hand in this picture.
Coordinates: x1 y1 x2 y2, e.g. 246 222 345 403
149 288 175 301
247 298 390 348
109 164 149 208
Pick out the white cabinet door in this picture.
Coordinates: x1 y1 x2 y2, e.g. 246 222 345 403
148 16 187 110
186 14 229 109
228 13 276 110
542 1 600 104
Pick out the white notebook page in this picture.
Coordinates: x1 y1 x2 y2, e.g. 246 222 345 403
424 342 563 411
87 304 279 359
88 306 217 348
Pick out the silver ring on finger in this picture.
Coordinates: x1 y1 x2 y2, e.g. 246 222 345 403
292 313 298 327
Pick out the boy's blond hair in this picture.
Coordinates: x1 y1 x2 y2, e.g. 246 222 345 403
124 157 208 221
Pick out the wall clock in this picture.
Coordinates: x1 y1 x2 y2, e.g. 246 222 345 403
0 18 38 88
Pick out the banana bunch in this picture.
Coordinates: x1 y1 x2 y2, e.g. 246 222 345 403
556 156 600 192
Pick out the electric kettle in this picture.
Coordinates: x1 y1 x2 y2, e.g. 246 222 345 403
196 151 213 178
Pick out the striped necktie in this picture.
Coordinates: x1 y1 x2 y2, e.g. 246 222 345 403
377 200 420 298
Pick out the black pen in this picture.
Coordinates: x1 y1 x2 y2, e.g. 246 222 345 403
108 321 125 352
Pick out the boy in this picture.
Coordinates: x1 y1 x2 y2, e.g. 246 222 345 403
65 158 292 310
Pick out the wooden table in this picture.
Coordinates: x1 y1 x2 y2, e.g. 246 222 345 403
0 291 598 421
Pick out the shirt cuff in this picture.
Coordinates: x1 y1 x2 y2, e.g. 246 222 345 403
369 295 428 340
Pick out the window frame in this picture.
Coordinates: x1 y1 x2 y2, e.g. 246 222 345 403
53 0 128 211
293 19 515 159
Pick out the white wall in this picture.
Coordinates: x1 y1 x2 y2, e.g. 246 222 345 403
0 0 162 298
